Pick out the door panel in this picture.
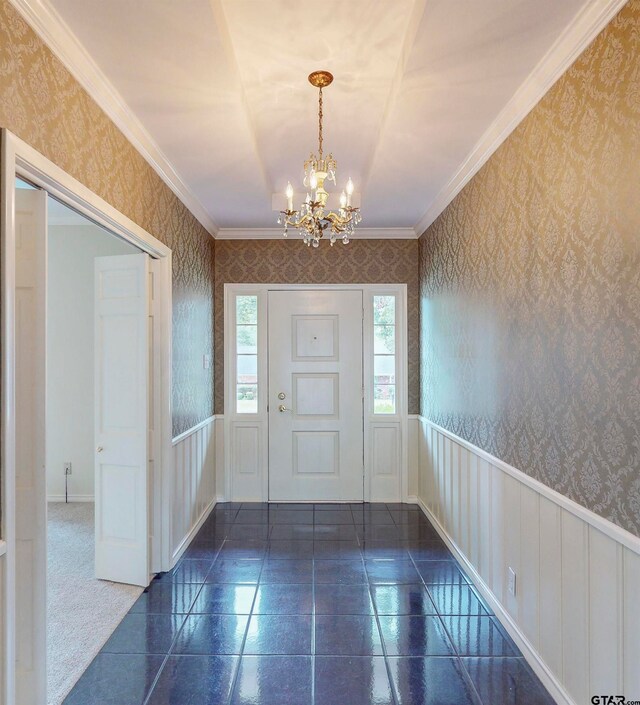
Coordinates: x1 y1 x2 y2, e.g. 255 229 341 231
268 290 363 501
95 254 150 586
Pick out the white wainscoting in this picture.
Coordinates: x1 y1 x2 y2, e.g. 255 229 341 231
0 549 5 705
416 416 640 705
171 416 218 564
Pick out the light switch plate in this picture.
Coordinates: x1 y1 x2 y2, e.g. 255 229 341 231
508 566 517 596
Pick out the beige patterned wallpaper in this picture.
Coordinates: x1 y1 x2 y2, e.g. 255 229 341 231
214 239 420 414
0 0 214 437
420 1 640 535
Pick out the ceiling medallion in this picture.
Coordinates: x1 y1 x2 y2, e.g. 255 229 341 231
278 71 361 247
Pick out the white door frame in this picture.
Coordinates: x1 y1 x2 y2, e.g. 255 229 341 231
223 282 408 504
0 129 174 705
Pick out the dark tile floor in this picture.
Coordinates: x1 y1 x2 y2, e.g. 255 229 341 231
63 503 556 705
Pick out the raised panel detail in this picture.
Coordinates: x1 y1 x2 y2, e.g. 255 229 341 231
99 268 141 299
98 314 141 431
293 432 339 475
293 373 338 417
234 426 260 475
589 527 622 694
372 426 398 476
623 548 640 696
292 315 338 360
98 464 138 542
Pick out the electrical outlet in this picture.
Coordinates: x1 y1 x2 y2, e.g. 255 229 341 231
64 462 72 476
508 566 517 596
203 354 211 370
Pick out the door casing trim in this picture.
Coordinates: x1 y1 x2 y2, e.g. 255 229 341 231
1 128 173 705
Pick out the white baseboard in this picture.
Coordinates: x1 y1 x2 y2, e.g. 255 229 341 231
415 496 574 705
47 494 94 503
170 498 217 567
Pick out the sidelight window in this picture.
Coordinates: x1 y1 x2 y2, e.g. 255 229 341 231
236 295 258 413
373 295 396 414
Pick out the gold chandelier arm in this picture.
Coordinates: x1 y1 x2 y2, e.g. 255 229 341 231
324 211 351 226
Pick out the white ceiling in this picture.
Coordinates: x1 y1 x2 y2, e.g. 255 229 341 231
30 0 607 233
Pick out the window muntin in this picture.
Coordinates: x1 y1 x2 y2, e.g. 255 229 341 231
236 295 258 413
373 295 396 414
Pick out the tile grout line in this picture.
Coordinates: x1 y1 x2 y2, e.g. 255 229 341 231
223 507 266 705
359 503 401 705
403 513 486 705
141 508 237 705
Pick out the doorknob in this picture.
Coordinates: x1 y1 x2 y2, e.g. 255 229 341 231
278 404 291 412
96 445 104 453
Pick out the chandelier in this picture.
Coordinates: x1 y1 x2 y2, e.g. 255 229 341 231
278 70 362 247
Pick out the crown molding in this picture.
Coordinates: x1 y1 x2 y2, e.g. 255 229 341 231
414 0 628 238
216 227 418 240
8 0 219 238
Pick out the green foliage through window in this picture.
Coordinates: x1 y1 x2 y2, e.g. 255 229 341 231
236 296 258 413
373 296 396 414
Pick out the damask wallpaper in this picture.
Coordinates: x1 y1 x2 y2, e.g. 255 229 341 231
0 0 214 436
419 1 640 535
214 239 420 415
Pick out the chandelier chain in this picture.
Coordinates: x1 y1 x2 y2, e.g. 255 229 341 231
318 87 323 159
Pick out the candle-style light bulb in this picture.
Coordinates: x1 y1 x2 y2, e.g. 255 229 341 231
346 177 354 206
285 181 294 211
340 190 347 209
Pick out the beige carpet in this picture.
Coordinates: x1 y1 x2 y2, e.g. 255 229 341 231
47 502 143 705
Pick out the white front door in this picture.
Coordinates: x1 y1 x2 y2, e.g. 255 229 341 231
268 289 363 501
94 254 150 586
15 187 47 705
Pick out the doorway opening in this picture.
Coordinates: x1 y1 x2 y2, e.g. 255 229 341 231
3 131 174 705
33 186 145 704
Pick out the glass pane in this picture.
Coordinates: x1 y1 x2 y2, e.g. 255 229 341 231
237 354 257 384
374 355 396 384
15 177 38 189
374 385 396 414
237 385 258 414
373 295 395 325
237 325 257 354
237 295 258 324
374 325 395 354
